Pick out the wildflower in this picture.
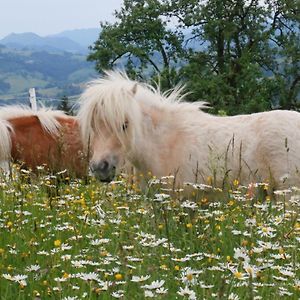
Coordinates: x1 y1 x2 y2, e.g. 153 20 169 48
233 179 239 186
54 239 61 247
279 268 295 277
115 273 123 280
77 272 100 281
257 226 276 238
233 247 250 263
228 293 240 300
177 286 197 300
25 264 40 272
144 290 155 298
141 280 165 290
243 262 259 278
111 291 124 298
233 271 247 280
186 223 193 229
131 275 150 282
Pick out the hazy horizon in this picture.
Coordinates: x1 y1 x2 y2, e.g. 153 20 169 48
0 0 123 39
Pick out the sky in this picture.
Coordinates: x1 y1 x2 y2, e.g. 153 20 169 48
0 0 123 39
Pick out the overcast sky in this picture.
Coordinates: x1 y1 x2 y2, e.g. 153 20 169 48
0 0 123 39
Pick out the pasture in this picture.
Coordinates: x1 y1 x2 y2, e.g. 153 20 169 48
0 166 299 299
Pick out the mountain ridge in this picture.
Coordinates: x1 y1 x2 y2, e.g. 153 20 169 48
0 28 99 54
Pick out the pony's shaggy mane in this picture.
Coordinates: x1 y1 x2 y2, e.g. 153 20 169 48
78 70 207 146
0 105 66 135
0 119 13 160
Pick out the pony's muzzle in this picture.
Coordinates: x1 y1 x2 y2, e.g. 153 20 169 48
90 160 116 182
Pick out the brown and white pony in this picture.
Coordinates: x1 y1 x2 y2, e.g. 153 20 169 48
0 106 87 177
78 71 300 189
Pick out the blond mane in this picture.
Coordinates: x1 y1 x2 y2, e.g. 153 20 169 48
0 119 13 161
78 70 207 147
0 105 66 135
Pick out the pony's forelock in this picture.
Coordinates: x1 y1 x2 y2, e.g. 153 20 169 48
78 70 208 151
78 71 142 148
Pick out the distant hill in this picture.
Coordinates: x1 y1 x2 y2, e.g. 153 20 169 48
0 44 97 105
0 28 100 54
0 32 86 54
0 28 102 105
51 28 100 49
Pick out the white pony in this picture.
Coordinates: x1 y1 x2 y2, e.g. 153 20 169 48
78 71 300 188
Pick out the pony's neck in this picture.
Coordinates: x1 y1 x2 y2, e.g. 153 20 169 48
131 105 185 178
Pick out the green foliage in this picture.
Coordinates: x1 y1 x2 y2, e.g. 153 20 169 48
57 95 73 115
88 0 185 89
89 0 299 114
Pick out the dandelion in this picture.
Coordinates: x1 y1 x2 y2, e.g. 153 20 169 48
54 239 61 247
115 273 123 280
186 223 193 229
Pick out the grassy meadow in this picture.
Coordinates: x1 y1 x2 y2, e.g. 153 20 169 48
0 166 299 299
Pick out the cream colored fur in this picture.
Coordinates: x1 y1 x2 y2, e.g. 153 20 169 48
78 71 300 188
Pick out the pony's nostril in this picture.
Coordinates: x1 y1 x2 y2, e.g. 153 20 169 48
99 160 109 171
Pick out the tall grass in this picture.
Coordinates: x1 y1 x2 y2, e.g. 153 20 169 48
0 166 299 299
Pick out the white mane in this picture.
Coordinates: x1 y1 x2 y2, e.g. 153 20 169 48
78 70 207 147
0 105 66 135
0 119 13 160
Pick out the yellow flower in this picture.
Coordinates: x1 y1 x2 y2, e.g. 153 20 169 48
186 223 193 229
186 273 193 281
6 221 13 228
215 224 221 231
54 240 61 247
174 265 180 271
158 224 163 230
234 271 243 279
115 273 123 280
233 179 239 186
228 200 235 206
0 248 4 255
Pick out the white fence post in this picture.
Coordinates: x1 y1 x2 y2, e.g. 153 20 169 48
29 88 37 111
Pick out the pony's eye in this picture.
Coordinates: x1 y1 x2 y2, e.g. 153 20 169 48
122 121 128 131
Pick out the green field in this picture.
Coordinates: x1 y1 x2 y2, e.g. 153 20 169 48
0 166 299 299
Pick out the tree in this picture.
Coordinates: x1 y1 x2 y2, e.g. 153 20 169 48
57 95 73 115
88 0 185 89
265 0 300 110
89 0 299 114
